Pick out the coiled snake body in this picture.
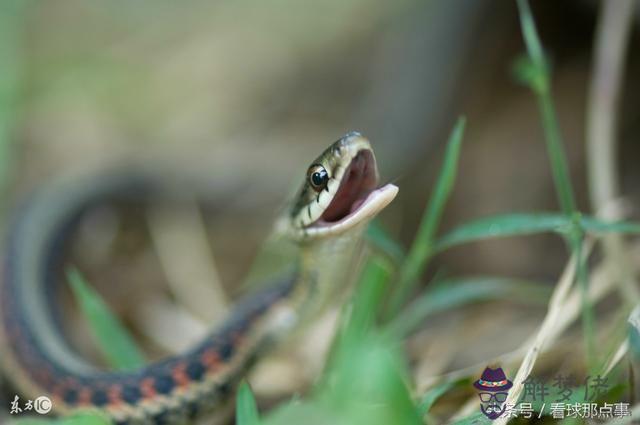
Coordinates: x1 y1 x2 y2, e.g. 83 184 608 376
0 133 398 424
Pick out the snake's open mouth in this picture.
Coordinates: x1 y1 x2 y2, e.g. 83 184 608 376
287 133 398 239
321 150 377 222
312 150 397 231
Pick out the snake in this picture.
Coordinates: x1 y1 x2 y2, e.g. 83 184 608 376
0 132 398 424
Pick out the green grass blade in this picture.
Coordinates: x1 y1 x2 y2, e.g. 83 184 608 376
628 306 640 361
580 216 640 234
417 378 466 417
517 0 596 369
435 213 569 251
387 116 466 317
436 213 640 252
66 267 145 370
387 276 550 337
346 256 393 335
451 412 492 425
516 0 576 216
236 381 261 425
321 255 393 384
326 333 422 425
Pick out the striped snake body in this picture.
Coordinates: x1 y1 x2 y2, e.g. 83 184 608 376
0 133 398 424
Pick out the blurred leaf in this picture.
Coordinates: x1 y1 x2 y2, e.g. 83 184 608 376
580 216 640 234
512 55 546 93
322 255 393 382
271 333 421 425
344 256 393 336
628 305 640 361
451 412 491 425
266 402 341 425
366 220 404 263
417 378 467 417
66 268 145 370
387 276 551 337
435 213 640 251
237 381 261 425
435 213 568 251
325 333 422 425
296 255 422 425
387 116 466 317
11 411 110 425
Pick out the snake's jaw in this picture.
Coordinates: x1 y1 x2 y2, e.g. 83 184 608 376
286 132 398 241
315 183 398 236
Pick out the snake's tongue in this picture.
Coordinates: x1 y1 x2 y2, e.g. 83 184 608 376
321 150 377 222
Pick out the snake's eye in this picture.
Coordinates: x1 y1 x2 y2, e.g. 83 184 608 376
307 165 329 192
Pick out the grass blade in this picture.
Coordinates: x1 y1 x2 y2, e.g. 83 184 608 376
321 255 393 383
435 213 568 251
346 256 393 336
516 0 576 216
417 378 466 417
387 116 466 317
580 216 640 234
436 213 640 252
66 267 145 370
387 276 550 337
451 412 492 425
236 381 261 425
628 305 640 361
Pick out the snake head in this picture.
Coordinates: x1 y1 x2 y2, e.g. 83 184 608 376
281 132 398 241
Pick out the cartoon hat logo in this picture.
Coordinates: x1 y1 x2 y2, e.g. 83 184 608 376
473 367 513 420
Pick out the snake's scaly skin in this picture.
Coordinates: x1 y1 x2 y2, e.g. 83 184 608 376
0 173 297 424
0 134 395 424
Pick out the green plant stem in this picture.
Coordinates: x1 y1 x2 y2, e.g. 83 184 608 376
536 91 576 215
570 226 596 371
516 0 576 215
386 117 465 318
516 0 594 370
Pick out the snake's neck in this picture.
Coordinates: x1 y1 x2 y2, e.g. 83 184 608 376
292 224 368 320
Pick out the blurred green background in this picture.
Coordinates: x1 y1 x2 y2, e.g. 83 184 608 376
2 1 640 423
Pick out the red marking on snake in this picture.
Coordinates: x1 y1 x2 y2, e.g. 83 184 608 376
51 384 65 402
201 349 221 371
140 378 157 399
78 387 93 406
172 362 190 388
108 384 123 405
